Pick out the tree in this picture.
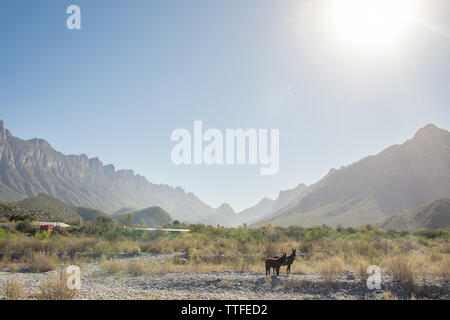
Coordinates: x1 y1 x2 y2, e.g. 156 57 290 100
16 221 34 234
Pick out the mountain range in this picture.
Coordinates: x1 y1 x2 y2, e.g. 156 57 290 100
1 120 449 228
252 124 450 227
0 120 223 224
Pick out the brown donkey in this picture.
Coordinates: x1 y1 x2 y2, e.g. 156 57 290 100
273 249 296 275
265 253 287 276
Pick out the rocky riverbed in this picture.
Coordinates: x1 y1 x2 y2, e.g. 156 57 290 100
0 253 448 300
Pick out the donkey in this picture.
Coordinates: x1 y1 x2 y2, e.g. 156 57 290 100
273 249 296 275
265 253 287 276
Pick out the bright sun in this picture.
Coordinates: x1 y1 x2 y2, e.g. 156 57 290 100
331 0 418 48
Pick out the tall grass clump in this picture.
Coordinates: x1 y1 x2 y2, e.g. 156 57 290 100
27 252 59 273
1 278 29 300
36 267 79 300
318 256 345 283
385 256 415 288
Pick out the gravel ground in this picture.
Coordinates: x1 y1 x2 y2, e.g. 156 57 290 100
0 253 448 300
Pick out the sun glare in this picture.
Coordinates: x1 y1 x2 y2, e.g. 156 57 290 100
331 0 418 48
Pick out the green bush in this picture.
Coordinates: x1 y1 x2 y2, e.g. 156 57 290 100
35 230 52 241
0 227 8 240
15 221 34 234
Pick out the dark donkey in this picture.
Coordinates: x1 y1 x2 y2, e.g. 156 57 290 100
273 249 296 275
265 253 287 276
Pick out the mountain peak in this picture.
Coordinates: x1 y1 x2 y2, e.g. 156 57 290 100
29 138 52 149
0 120 8 140
413 123 448 140
260 197 275 204
216 203 235 215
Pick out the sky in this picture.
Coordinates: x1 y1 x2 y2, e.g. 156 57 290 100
1 0 449 211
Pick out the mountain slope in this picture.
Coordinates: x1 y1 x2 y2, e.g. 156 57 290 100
0 203 53 222
238 198 275 225
116 207 172 227
380 199 450 230
13 193 109 222
242 184 310 226
0 120 221 224
15 193 82 222
202 203 243 227
258 124 450 227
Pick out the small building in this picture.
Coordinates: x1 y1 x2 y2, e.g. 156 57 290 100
40 225 54 232
37 222 71 231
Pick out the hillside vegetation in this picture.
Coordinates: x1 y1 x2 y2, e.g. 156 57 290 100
380 199 450 231
7 194 109 223
116 207 172 227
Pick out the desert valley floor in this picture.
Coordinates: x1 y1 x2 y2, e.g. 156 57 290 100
1 253 448 300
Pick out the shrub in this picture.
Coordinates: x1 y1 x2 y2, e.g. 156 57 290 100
1 279 29 300
100 259 127 274
27 252 59 273
127 258 150 275
356 257 371 281
386 257 415 288
439 258 449 282
15 221 34 234
35 230 52 241
0 227 8 240
318 256 345 283
36 267 79 300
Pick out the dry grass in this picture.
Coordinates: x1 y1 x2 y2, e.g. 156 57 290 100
382 289 399 300
27 252 59 273
35 267 80 300
317 256 345 283
437 257 449 282
1 278 29 300
355 256 371 281
384 256 415 287
127 258 151 275
0 256 21 273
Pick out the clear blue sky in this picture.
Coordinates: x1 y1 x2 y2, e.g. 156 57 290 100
1 0 449 211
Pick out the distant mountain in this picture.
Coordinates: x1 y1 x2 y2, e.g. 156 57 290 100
0 120 222 224
116 206 172 227
238 198 275 225
203 203 243 227
239 184 310 225
216 203 236 216
380 199 450 231
113 207 136 216
255 124 450 227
